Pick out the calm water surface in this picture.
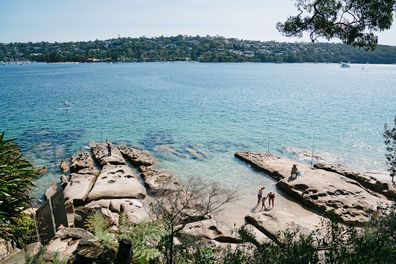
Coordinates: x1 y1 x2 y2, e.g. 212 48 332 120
1 62 395 200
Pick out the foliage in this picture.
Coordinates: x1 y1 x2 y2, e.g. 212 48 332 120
85 212 117 252
193 247 216 264
223 205 396 264
0 132 39 248
119 215 163 264
277 0 396 50
1 36 396 64
384 116 396 183
151 177 237 264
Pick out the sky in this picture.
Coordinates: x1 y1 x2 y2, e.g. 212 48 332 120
1 0 396 45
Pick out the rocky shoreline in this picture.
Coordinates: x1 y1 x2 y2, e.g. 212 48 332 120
3 145 394 263
235 152 393 226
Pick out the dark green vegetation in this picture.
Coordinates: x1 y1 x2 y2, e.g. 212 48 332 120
278 0 396 50
1 35 396 64
85 206 396 264
384 116 396 183
0 132 39 247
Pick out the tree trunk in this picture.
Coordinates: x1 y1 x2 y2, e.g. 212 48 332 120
115 238 132 264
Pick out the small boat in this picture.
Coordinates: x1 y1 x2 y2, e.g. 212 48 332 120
340 62 350 68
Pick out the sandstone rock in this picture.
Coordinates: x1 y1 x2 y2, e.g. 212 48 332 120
236 152 392 224
38 166 48 176
55 227 96 241
87 165 146 201
314 163 396 200
245 210 322 244
60 175 69 188
118 145 156 166
64 173 97 205
235 152 285 181
120 202 150 224
182 219 240 243
45 238 79 263
70 151 95 173
92 143 126 166
140 166 181 196
45 183 60 200
74 239 106 264
59 160 70 173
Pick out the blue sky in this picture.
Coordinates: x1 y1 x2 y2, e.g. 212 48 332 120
1 0 396 45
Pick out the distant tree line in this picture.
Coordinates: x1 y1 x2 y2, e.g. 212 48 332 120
1 35 396 64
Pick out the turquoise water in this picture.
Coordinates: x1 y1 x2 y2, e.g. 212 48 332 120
1 62 395 200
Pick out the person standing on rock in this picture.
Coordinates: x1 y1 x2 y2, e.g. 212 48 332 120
106 140 111 156
256 187 265 208
267 192 275 208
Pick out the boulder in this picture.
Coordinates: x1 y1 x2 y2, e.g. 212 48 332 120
92 143 126 166
70 151 95 173
64 173 97 205
236 152 392 224
245 210 322 244
45 183 59 200
59 160 70 173
120 202 150 224
38 166 48 176
45 238 79 263
182 219 240 243
74 239 107 264
118 145 156 166
87 165 146 201
140 166 181 196
55 227 96 241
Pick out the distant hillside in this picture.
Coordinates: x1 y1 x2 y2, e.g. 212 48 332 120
1 35 396 64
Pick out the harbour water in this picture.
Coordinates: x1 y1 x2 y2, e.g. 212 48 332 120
1 62 395 200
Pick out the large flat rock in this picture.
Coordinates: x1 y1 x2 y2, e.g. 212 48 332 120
182 219 240 243
314 162 396 200
118 145 156 167
236 152 392 224
139 166 182 196
87 165 146 201
245 210 322 244
64 173 97 205
92 143 126 166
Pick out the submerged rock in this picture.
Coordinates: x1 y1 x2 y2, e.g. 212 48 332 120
118 145 156 166
87 165 146 201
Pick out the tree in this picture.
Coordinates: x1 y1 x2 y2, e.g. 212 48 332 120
151 177 237 264
0 132 39 247
384 116 396 183
277 0 396 50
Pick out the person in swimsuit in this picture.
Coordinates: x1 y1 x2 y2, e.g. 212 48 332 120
256 187 265 207
267 192 275 208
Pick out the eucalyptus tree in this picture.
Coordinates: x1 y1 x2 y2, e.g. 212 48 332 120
278 0 396 50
